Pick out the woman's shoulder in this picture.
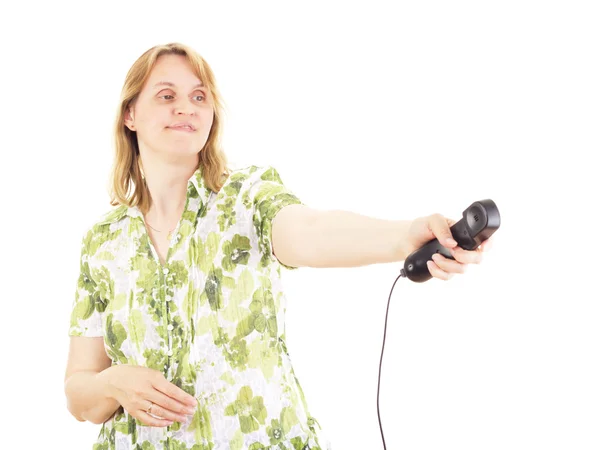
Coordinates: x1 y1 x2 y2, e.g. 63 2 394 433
226 163 282 184
98 204 129 225
228 163 264 176
79 204 129 239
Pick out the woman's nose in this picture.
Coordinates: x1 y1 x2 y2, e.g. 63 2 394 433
175 107 195 116
174 100 195 116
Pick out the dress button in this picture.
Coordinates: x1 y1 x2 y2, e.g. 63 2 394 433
166 296 172 302
166 431 172 438
167 324 174 331
163 268 169 275
167 349 173 356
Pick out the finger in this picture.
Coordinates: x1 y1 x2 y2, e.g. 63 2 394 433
152 374 197 407
151 381 197 420
149 389 196 415
481 237 494 252
136 410 174 428
432 253 467 274
427 260 454 280
147 388 197 419
145 399 191 423
431 214 456 248
446 217 458 227
451 247 483 264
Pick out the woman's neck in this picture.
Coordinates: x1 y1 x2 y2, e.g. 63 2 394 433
138 154 198 229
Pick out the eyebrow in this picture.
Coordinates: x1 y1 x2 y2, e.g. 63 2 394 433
153 81 205 89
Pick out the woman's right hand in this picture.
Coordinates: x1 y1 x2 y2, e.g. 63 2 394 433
100 364 198 427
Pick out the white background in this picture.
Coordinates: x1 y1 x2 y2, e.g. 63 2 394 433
1 1 598 449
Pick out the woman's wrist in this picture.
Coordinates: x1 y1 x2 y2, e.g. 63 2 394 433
96 364 120 401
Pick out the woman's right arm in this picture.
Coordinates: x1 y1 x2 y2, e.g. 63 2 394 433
64 336 198 426
64 336 120 424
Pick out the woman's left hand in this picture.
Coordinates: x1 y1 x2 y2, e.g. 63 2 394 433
403 213 494 281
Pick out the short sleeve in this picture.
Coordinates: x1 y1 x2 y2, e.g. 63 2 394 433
249 166 304 270
68 230 106 337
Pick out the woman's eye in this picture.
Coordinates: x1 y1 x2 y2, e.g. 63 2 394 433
159 94 204 101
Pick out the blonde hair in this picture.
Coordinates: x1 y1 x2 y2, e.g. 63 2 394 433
108 42 231 214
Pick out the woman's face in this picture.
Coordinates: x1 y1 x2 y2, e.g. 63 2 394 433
125 54 214 159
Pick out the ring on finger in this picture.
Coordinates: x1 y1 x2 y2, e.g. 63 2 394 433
146 401 164 419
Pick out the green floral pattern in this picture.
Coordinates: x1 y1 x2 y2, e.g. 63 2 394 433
69 165 331 449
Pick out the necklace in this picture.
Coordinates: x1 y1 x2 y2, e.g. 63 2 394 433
145 221 176 240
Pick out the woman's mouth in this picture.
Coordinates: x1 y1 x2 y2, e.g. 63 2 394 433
169 125 195 132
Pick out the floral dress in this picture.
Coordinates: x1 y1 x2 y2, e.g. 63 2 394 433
69 165 333 450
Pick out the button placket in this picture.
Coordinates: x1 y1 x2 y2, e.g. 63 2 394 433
167 313 173 355
163 266 173 368
162 267 176 441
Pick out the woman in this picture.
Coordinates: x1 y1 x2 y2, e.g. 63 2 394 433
64 42 491 450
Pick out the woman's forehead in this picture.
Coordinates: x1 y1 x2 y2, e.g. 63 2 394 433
145 55 204 89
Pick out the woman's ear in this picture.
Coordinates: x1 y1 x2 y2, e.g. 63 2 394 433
125 108 135 130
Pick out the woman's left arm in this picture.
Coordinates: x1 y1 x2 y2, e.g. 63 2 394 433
271 205 493 278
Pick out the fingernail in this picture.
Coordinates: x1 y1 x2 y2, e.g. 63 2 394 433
447 238 457 246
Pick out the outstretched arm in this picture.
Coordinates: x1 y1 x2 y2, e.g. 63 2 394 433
271 204 410 269
271 205 492 278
